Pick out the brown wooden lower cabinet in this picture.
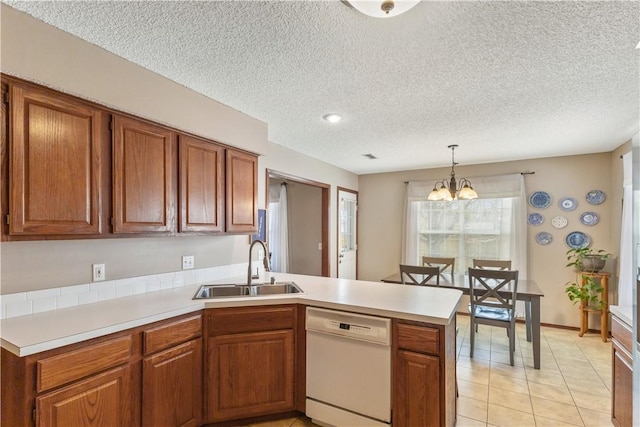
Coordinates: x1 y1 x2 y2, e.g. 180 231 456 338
204 305 298 424
0 312 202 427
36 365 137 427
393 319 457 427
143 339 202 427
611 314 633 427
2 304 459 427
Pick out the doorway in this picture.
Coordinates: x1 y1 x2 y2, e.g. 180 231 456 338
337 188 358 280
266 170 329 277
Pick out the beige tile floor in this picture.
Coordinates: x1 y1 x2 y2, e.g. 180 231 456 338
250 314 614 427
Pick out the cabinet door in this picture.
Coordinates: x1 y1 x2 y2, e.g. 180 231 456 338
9 84 104 235
36 365 137 427
394 350 440 427
208 329 294 422
612 341 633 427
143 339 202 427
113 115 175 233
225 149 257 233
178 135 224 232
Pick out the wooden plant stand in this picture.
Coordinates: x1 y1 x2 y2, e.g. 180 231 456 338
579 272 610 342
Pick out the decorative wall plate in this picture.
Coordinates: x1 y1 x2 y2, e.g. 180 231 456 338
551 215 568 229
580 212 600 226
586 190 606 205
565 231 590 249
535 232 553 245
559 197 577 211
529 191 551 209
528 213 544 226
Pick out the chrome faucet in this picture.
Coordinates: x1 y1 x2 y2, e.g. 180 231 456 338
247 239 271 285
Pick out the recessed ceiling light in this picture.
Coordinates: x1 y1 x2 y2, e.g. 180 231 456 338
323 113 343 123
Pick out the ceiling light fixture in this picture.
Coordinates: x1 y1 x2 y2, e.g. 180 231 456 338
323 113 343 123
428 145 478 201
345 0 420 18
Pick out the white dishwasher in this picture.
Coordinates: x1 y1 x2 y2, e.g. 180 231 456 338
306 307 391 427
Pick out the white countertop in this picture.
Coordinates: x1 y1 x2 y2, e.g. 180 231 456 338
610 304 633 327
0 273 462 357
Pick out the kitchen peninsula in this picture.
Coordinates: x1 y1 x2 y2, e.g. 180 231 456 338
1 274 462 427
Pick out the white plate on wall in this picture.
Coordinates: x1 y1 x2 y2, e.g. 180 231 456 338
551 215 568 229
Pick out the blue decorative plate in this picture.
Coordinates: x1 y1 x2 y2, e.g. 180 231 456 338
580 212 599 226
528 213 544 226
559 197 577 211
529 191 551 209
535 232 553 245
586 190 605 205
565 231 590 249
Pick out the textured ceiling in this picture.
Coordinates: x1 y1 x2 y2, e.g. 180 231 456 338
4 0 639 174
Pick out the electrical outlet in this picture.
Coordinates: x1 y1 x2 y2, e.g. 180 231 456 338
182 255 194 270
92 263 105 282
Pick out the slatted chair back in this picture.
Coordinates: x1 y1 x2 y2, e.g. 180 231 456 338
399 264 440 286
421 256 455 275
472 259 512 271
468 267 519 311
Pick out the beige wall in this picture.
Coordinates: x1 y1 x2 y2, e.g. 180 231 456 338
259 143 359 277
358 150 629 327
0 5 359 294
0 4 267 154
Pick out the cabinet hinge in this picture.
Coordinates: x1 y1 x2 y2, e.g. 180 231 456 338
110 217 114 226
5 215 8 225
32 407 36 421
109 119 113 130
2 91 8 104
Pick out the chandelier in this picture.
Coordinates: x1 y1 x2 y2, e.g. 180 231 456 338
427 145 478 201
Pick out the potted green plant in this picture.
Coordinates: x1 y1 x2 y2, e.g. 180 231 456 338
564 247 611 308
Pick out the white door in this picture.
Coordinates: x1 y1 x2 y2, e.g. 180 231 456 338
338 190 357 279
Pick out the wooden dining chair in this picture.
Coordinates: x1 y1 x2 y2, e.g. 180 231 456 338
399 264 440 286
468 267 519 366
422 256 455 275
473 259 512 270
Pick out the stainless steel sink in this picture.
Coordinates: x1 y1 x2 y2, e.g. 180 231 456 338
193 281 303 299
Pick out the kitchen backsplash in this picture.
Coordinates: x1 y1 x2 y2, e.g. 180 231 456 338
0 263 251 319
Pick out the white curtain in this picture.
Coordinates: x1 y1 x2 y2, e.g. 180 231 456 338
268 184 289 273
618 152 633 306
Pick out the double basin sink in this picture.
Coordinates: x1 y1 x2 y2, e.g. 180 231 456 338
193 281 303 299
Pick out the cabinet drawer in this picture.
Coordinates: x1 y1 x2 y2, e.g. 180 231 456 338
143 314 202 355
37 336 132 392
207 305 295 336
611 315 632 354
396 323 439 355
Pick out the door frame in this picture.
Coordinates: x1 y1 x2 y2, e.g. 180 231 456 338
265 169 330 277
337 187 358 280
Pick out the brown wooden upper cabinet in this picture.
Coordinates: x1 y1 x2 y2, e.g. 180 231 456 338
226 149 258 233
8 83 106 236
112 115 176 234
178 135 224 233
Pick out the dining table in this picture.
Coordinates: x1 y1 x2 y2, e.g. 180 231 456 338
381 271 545 369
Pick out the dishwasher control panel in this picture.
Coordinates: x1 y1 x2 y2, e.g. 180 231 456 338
306 307 391 345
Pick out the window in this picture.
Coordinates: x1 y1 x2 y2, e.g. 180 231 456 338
411 198 514 274
403 174 527 277
340 198 357 252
